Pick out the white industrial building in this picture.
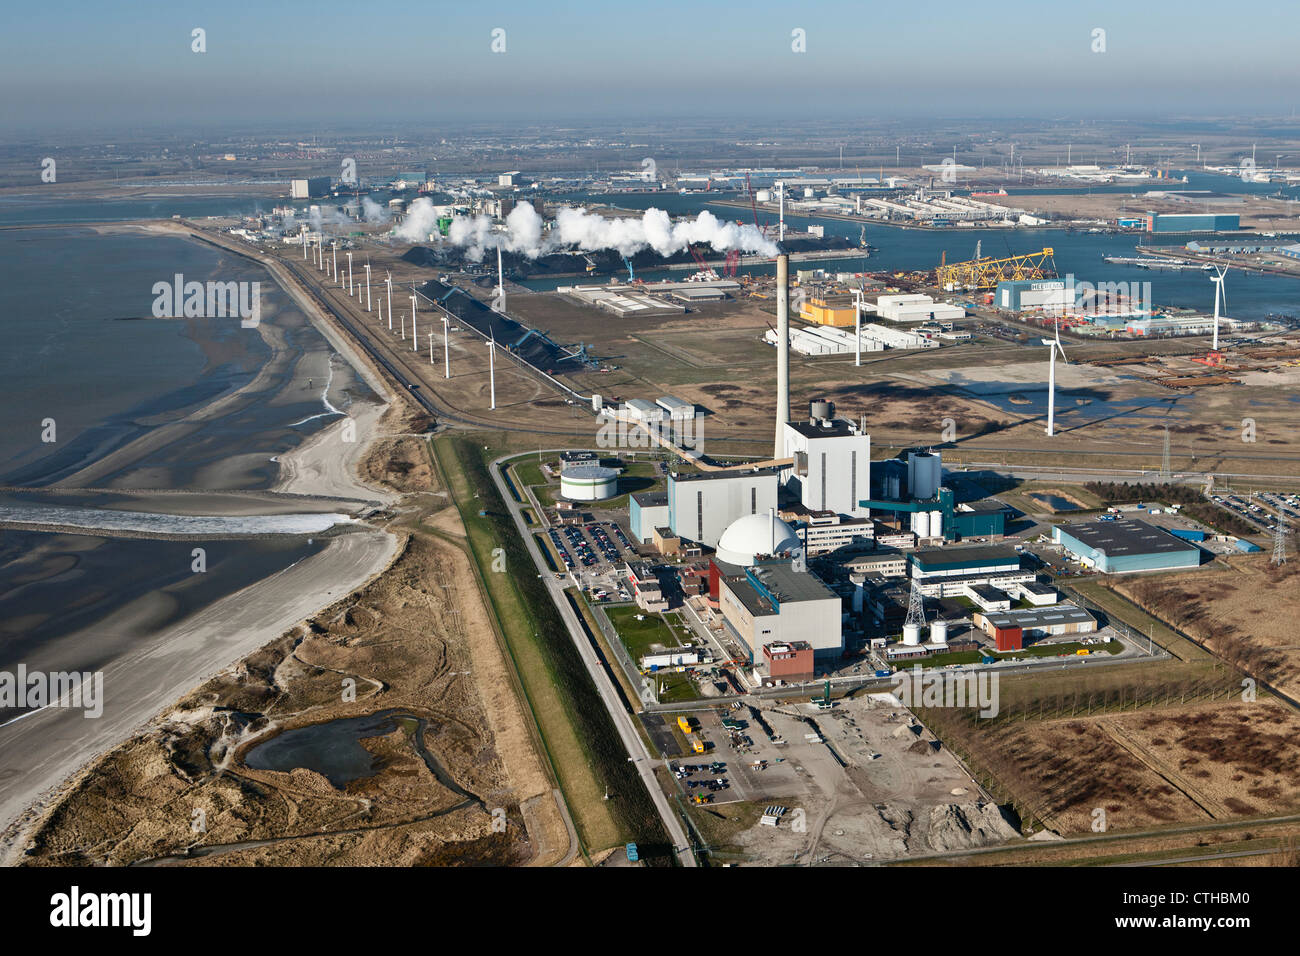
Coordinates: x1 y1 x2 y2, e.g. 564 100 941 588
716 559 844 662
764 323 936 355
655 395 695 420
780 403 871 518
559 464 619 501
623 398 666 422
874 294 966 323
667 467 780 549
795 513 875 556
557 284 684 316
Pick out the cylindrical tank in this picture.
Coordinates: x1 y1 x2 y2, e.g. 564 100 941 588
902 623 922 646
929 510 943 537
887 474 900 499
803 187 815 199
591 393 603 412
913 511 931 537
756 189 772 203
908 451 942 500
809 399 833 422
930 620 949 645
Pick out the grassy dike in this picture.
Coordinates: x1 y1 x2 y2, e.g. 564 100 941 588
430 432 669 859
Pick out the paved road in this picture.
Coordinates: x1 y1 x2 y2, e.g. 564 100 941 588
490 455 696 866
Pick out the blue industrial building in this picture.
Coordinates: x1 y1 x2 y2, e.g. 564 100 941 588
629 490 669 543
1147 213 1239 234
1053 519 1201 573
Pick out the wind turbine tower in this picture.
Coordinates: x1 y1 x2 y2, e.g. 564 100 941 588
488 333 497 410
442 315 450 378
1210 265 1227 351
1044 315 1069 436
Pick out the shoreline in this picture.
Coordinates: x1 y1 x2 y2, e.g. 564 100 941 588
0 222 405 861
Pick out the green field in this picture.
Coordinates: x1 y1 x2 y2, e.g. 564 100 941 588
606 605 686 658
431 434 669 859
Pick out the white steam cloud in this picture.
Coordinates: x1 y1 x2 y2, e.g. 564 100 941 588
392 199 777 260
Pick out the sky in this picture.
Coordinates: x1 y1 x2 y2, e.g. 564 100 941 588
3 0 1300 133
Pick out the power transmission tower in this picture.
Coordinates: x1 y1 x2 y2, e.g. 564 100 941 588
905 578 926 628
1160 426 1171 481
1273 512 1288 566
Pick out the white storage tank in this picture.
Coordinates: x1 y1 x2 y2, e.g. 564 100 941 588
912 510 931 537
559 464 618 501
929 620 948 645
902 623 923 646
929 510 943 537
908 451 942 500
756 189 772 203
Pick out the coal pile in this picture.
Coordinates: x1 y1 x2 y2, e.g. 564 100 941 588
416 279 581 376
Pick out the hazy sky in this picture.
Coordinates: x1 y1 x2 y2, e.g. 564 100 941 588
4 0 1299 133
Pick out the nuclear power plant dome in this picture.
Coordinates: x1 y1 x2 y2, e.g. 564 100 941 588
715 513 801 566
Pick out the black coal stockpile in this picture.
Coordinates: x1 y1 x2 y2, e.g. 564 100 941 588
417 279 579 375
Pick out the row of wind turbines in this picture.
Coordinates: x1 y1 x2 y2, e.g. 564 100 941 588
1042 265 1230 437
301 226 505 411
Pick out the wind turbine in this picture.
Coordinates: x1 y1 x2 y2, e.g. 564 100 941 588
1210 265 1228 351
385 272 393 331
1043 315 1068 437
364 260 372 312
488 330 497 410
410 290 418 351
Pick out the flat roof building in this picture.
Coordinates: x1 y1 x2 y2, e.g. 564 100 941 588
717 559 843 663
974 604 1096 638
1053 519 1201 573
667 467 780 549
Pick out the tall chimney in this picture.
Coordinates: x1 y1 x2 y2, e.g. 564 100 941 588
774 249 790 459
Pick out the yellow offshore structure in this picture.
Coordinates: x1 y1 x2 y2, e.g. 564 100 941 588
935 247 1057 291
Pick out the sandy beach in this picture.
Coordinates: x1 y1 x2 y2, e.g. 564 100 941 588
0 222 405 859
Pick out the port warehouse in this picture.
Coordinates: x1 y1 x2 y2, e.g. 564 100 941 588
1052 518 1203 573
1145 213 1241 233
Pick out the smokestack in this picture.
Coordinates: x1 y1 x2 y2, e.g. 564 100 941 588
774 250 790 458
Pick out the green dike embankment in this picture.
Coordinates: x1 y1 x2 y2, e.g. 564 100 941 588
431 433 669 859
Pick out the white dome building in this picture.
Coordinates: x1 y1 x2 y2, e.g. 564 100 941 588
715 512 801 566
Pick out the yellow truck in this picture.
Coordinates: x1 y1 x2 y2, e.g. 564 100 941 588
690 735 705 754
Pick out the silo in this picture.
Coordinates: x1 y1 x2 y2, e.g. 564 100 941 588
912 510 931 537
886 474 900 499
929 510 944 538
929 620 949 645
908 451 942 500
809 399 834 422
756 189 772 203
902 623 923 646
591 393 603 413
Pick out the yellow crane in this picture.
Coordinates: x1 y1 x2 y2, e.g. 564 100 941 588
935 247 1057 291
